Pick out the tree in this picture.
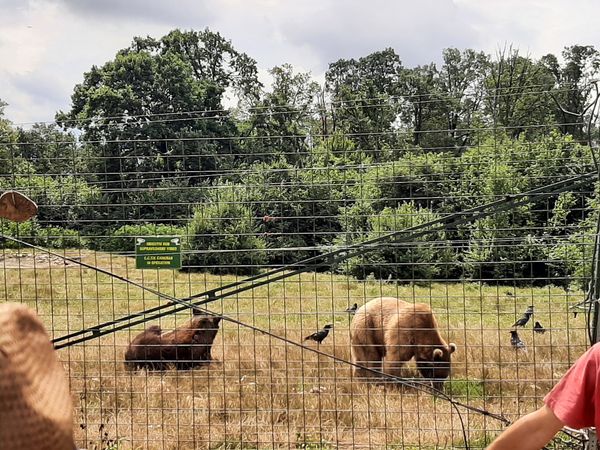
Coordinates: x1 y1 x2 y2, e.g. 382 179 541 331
15 123 87 176
0 99 20 176
159 29 262 101
435 48 489 149
339 203 453 280
242 64 321 165
326 48 405 155
543 45 600 139
57 29 262 199
397 49 489 151
398 64 438 147
0 100 49 179
484 48 555 138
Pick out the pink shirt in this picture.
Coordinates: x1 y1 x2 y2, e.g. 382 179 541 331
544 343 600 429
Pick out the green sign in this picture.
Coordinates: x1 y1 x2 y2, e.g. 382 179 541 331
135 236 181 270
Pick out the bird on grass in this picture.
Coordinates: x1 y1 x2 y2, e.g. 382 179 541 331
533 321 546 334
510 330 526 350
345 303 358 314
304 324 333 344
512 305 534 328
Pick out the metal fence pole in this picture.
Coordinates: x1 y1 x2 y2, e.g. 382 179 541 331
585 184 600 449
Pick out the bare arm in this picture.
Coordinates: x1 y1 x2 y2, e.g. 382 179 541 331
487 405 565 450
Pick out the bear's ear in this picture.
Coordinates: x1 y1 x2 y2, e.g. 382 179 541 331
449 343 457 354
433 348 443 360
212 316 222 326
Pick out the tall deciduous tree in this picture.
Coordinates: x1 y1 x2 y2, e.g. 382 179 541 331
326 48 405 156
15 124 86 176
57 29 262 197
436 48 490 148
543 45 600 139
485 47 555 138
0 99 27 177
398 64 438 147
242 64 321 165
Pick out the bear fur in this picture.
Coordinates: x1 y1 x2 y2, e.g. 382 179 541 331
350 297 456 387
124 315 221 370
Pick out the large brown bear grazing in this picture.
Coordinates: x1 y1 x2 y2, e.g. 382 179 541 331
350 297 456 389
124 315 221 370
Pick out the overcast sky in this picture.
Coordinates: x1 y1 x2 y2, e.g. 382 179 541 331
1 0 599 125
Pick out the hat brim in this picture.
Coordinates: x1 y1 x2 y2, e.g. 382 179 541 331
0 303 75 449
0 191 38 222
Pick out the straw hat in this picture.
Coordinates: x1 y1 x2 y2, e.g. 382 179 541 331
0 303 75 450
0 190 38 222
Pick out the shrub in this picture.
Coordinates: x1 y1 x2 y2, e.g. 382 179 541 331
338 203 454 281
0 221 82 249
0 219 41 249
183 185 267 275
87 223 186 253
0 175 102 229
37 227 82 249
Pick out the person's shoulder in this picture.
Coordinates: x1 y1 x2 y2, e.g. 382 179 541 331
587 342 600 354
580 343 600 365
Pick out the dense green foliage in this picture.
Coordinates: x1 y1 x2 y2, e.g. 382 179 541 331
183 185 267 274
88 223 187 253
1 29 599 281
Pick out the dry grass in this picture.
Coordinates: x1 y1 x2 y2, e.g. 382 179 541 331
0 249 589 449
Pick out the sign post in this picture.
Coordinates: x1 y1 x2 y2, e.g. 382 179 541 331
135 237 181 270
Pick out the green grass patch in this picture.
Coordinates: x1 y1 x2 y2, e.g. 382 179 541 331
445 378 485 399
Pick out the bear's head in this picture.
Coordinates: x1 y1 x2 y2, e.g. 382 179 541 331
416 343 457 389
191 316 222 344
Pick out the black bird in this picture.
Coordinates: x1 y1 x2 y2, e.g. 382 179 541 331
510 330 526 350
304 324 333 344
533 321 546 334
512 305 534 328
345 303 358 314
505 291 515 297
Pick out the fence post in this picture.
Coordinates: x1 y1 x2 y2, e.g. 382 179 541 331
591 214 600 343
586 214 600 449
587 430 598 450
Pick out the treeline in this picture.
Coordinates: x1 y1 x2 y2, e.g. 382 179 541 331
1 29 599 285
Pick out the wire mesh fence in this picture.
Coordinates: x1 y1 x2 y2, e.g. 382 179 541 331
1 84 599 449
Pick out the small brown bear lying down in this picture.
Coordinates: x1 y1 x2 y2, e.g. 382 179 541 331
125 315 221 370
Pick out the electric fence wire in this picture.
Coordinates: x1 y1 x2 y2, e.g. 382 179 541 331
8 83 595 128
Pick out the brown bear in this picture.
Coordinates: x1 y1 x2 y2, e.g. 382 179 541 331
350 297 456 389
124 315 221 370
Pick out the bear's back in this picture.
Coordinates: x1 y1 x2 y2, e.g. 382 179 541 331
354 297 439 344
359 297 434 326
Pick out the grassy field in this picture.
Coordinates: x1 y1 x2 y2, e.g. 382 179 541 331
0 249 590 449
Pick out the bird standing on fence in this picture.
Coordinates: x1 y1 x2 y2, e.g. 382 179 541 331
345 303 358 314
304 324 333 344
512 305 534 328
510 330 526 350
533 321 546 334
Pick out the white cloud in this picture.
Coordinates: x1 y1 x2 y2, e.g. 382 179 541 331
52 0 217 28
455 0 600 58
1 0 600 124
